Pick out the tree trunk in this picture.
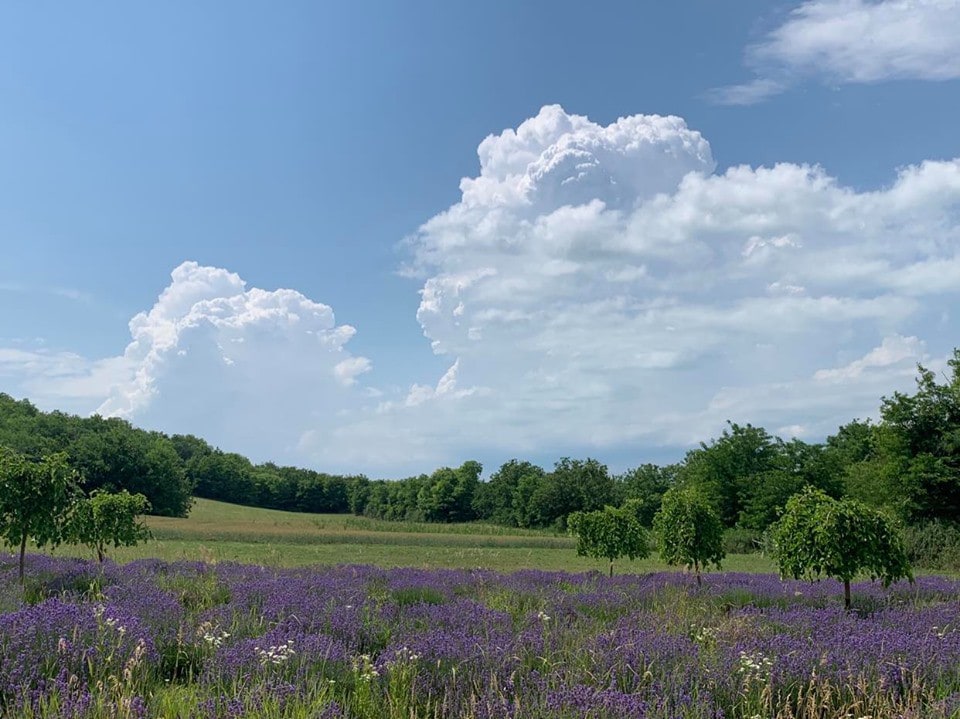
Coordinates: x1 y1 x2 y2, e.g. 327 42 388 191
844 579 851 610
609 560 614 578
18 533 27 585
695 560 702 587
97 543 104 564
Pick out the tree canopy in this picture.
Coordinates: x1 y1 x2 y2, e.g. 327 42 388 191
69 489 152 563
653 486 725 585
568 505 650 576
0 448 79 582
771 486 912 609
841 352 960 523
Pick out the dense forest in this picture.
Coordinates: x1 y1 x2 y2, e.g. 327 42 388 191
1 351 958 554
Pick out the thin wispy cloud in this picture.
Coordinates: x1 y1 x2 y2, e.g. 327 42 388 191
0 281 94 304
711 0 960 104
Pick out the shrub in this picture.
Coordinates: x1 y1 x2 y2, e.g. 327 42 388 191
722 527 763 554
901 521 960 572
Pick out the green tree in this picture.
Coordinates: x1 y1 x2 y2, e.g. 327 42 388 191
417 461 482 522
653 487 725 585
512 471 546 528
188 450 256 505
69 490 152 563
527 458 615 529
867 354 960 523
771 486 913 609
473 459 545 525
615 463 676 526
69 418 192 516
677 423 779 527
739 440 843 531
568 505 650 576
0 448 79 583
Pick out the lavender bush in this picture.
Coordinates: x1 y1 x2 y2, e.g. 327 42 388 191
1 553 957 718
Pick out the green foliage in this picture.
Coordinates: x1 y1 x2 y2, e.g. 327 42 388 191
865 354 960 522
741 440 844 531
188 450 256 504
722 527 763 554
67 415 192 517
0 448 79 581
900 520 960 573
677 424 843 531
771 486 913 609
653 487 725 584
677 422 779 527
0 396 193 517
69 489 152 562
511 471 545 528
360 462 482 523
567 505 649 576
472 459 545 526
836 355 960 525
615 463 675 526
527 457 616 529
0 393 373 518
417 461 481 522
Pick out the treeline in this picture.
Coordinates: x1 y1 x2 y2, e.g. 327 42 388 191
1 349 958 542
358 352 960 537
0 395 364 518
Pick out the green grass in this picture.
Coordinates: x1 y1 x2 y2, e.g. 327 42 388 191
47 497 777 574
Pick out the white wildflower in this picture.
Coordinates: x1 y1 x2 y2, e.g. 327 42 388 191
256 641 296 666
738 650 773 684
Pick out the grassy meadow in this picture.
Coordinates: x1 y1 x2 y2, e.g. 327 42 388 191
5 499 960 718
46 498 776 574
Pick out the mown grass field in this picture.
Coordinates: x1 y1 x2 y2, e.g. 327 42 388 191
51 498 778 573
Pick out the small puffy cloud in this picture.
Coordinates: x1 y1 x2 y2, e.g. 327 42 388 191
712 0 960 103
334 357 372 386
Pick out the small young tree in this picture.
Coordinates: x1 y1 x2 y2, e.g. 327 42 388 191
0 448 79 583
568 505 650 576
69 490 152 563
653 487 725 585
771 486 912 610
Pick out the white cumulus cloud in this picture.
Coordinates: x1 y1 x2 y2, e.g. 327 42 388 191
94 261 372 460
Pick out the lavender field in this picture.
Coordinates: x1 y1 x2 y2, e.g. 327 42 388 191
1 555 958 719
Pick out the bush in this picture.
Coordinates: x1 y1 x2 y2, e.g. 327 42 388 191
901 521 960 572
722 527 763 554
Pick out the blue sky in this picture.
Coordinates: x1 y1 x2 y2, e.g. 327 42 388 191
2 1 960 477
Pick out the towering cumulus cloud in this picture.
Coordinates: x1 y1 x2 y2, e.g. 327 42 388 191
98 261 370 458
353 104 960 462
